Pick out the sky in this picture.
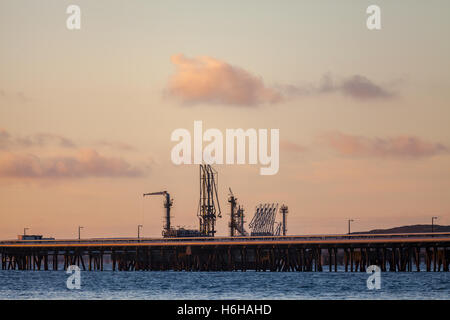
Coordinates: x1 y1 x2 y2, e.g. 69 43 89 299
1 0 449 239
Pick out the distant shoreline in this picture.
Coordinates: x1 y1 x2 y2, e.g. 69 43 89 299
353 224 450 234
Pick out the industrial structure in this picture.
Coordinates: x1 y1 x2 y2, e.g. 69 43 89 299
143 164 223 238
228 188 247 237
249 203 279 236
143 165 286 238
248 203 288 237
143 190 205 238
280 205 288 236
143 191 173 237
197 164 222 236
1 163 450 272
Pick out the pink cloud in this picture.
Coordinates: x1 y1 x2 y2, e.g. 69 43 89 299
322 132 448 158
167 54 282 106
0 149 144 179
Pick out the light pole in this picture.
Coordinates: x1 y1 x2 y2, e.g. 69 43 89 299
138 225 143 239
432 216 438 233
23 228 29 236
78 226 83 240
348 219 354 234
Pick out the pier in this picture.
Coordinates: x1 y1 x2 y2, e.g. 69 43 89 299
1 233 449 272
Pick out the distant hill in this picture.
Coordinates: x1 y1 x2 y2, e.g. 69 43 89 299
354 224 450 234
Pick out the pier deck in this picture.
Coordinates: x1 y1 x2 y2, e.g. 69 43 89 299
1 233 449 272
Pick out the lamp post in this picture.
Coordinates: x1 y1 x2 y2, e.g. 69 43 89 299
432 216 438 233
138 225 143 239
348 219 354 234
78 226 83 240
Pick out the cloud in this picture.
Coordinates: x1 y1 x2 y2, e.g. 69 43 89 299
0 129 76 150
17 133 76 148
278 73 396 101
0 149 144 179
166 54 283 106
0 129 139 152
322 132 448 158
340 75 394 100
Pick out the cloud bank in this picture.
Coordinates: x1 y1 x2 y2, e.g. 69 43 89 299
0 129 146 180
322 132 448 158
166 54 397 107
0 149 144 179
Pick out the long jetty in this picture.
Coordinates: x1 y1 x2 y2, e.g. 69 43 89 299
1 233 449 272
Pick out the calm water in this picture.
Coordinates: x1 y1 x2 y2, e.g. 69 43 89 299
0 269 449 300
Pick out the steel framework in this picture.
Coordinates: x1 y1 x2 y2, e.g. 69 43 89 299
228 188 247 237
197 165 221 236
143 191 172 236
249 203 279 236
280 205 288 236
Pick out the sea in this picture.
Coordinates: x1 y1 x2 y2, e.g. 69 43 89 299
0 266 449 300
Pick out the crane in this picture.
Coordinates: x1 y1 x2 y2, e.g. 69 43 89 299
143 191 172 235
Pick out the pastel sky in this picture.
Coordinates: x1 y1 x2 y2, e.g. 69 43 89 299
1 0 449 239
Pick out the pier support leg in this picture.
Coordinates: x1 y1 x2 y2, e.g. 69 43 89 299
350 248 354 272
443 248 448 272
425 247 431 272
53 251 58 271
344 248 348 272
415 247 420 272
433 247 437 272
44 253 48 271
334 248 338 272
390 248 396 272
328 248 332 272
